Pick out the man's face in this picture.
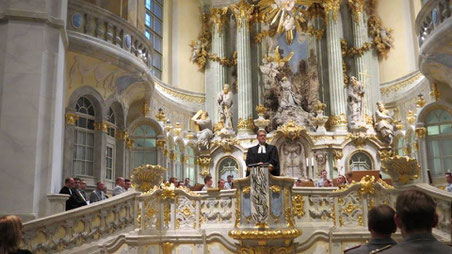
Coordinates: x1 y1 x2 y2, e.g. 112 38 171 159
68 178 75 188
446 174 452 184
75 179 81 188
119 178 125 187
185 178 190 185
207 179 213 187
322 171 327 179
219 180 225 189
125 181 131 190
98 182 105 191
80 181 86 190
257 132 266 145
227 176 232 183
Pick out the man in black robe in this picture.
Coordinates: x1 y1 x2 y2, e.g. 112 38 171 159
245 130 280 176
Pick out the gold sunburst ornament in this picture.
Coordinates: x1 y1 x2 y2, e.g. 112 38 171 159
258 0 320 44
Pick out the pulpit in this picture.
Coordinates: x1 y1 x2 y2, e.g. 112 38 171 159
230 164 301 253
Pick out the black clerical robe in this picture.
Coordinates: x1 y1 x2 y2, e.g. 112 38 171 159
59 186 87 211
245 143 280 176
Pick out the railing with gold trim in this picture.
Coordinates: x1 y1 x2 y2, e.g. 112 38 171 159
416 0 451 47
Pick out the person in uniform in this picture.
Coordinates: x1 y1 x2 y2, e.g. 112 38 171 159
379 189 451 253
345 205 397 253
245 130 279 176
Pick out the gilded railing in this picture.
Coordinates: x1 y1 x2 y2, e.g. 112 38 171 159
23 192 139 254
415 0 451 47
67 0 153 68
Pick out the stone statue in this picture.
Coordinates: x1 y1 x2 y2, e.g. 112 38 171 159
217 84 233 130
281 141 305 177
347 76 365 126
192 110 213 150
374 101 394 144
280 77 301 108
314 151 327 177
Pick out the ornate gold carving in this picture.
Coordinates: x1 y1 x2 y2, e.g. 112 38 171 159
378 150 394 161
170 152 177 161
393 119 404 131
348 0 365 23
406 110 417 125
344 202 357 214
306 25 325 40
243 186 251 194
156 139 166 148
358 214 364 226
328 114 348 128
239 246 293 254
380 72 423 96
197 156 212 177
141 101 150 116
115 129 126 140
358 175 375 195
230 0 254 29
238 117 255 130
189 12 211 72
322 0 341 23
332 149 343 160
292 194 305 218
349 132 376 148
173 122 182 136
430 83 441 101
161 183 177 201
415 127 426 139
308 3 325 19
94 121 109 133
155 82 206 104
131 164 167 192
210 7 228 34
229 228 301 240
161 241 173 254
235 187 241 228
381 156 420 185
368 15 394 59
377 178 394 190
276 120 307 141
65 112 78 125
284 188 296 228
264 46 294 66
207 51 237 67
269 185 281 193
365 114 374 126
255 104 268 116
415 94 426 108
341 39 372 57
155 108 167 122
211 137 238 153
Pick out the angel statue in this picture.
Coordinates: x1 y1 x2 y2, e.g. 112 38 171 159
192 110 213 150
374 101 394 144
347 76 365 126
217 84 233 130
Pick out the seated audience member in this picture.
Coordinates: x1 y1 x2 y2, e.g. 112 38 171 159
379 189 451 253
178 181 185 188
73 177 88 205
345 205 397 253
225 175 234 189
90 181 106 203
218 179 225 190
346 172 354 184
295 179 303 187
336 175 346 187
124 179 132 191
317 170 331 187
112 177 126 196
446 172 452 192
0 215 32 254
184 178 192 189
59 178 86 210
79 179 89 204
201 176 213 191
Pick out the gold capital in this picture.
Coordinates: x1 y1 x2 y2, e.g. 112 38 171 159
230 0 254 29
210 7 228 34
348 0 365 23
65 112 78 125
94 121 109 133
322 0 341 23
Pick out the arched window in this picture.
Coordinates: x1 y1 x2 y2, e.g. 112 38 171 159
185 146 196 184
217 157 240 181
74 97 95 176
425 109 452 177
396 136 406 156
145 0 163 78
349 152 373 171
131 124 157 168
406 131 416 158
105 107 116 180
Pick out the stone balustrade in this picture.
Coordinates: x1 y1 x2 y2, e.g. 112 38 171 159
23 180 451 253
67 0 153 69
416 0 451 47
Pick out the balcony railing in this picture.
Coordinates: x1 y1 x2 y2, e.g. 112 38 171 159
67 0 153 69
416 0 451 47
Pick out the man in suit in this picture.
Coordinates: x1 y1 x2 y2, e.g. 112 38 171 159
90 181 106 203
245 130 279 176
112 177 126 196
345 205 397 253
59 178 87 211
379 189 451 253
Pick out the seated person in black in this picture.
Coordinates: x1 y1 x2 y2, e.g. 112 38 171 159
245 129 279 176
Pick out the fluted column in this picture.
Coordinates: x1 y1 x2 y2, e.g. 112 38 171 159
210 8 228 124
349 0 372 116
231 1 254 135
323 0 347 131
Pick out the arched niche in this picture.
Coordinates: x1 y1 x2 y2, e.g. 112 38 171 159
216 156 241 182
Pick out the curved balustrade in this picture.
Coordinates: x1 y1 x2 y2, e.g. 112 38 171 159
416 0 451 47
67 0 153 69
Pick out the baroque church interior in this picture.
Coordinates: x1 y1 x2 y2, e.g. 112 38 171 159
0 0 451 253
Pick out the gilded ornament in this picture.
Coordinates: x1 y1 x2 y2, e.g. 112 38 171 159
155 82 206 104
430 83 441 101
415 127 426 139
131 164 167 192
380 72 423 96
306 25 325 39
358 214 363 226
207 51 237 67
230 0 254 29
264 46 294 66
229 228 301 240
393 120 404 131
156 139 166 148
365 114 374 126
368 16 394 59
197 156 212 177
210 7 228 34
328 113 348 128
173 122 182 136
155 108 167 122
415 94 426 108
348 0 365 23
378 150 393 161
94 121 109 133
161 242 174 254
376 178 394 190
322 0 341 23
189 13 211 72
238 117 255 130
406 110 417 125
381 155 420 186
211 137 238 153
276 120 306 141
255 104 268 116
115 129 127 140
344 202 357 214
126 137 134 149
332 150 343 160
65 112 78 125
269 185 281 193
307 3 325 19
141 101 150 116
349 132 375 148
243 186 251 194
292 194 305 218
358 175 375 195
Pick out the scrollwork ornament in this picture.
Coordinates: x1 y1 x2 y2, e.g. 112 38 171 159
322 0 341 23
276 120 306 141
348 0 365 23
292 194 305 218
230 0 254 29
381 155 420 186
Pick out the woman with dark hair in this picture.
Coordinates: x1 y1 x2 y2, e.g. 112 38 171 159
0 215 31 254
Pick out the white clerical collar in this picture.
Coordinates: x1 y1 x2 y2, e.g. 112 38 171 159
258 144 266 154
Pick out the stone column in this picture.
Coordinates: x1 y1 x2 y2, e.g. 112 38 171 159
323 0 347 131
231 1 254 135
349 0 372 116
0 0 68 219
209 8 228 124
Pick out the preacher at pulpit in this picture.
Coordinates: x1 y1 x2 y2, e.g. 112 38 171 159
245 130 280 176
